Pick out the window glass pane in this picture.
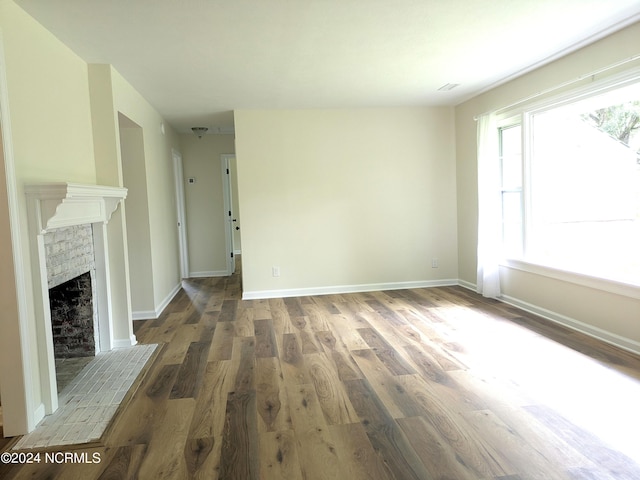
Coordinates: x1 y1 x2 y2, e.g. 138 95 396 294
528 82 640 283
500 125 522 190
502 191 522 223
502 191 522 257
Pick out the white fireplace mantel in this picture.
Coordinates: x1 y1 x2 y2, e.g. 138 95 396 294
24 182 129 418
25 182 127 234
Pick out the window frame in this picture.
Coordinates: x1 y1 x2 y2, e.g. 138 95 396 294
493 67 640 296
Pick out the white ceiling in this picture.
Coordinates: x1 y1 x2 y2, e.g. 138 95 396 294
15 0 640 133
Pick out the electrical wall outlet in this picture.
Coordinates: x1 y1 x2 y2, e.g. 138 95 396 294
431 258 439 268
272 266 281 277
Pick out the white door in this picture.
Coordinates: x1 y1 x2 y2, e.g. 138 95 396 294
221 154 236 275
172 149 190 279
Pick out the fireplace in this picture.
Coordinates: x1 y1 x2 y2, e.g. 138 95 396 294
25 183 128 415
45 224 98 358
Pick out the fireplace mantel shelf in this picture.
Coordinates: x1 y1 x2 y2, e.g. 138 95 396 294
25 182 128 233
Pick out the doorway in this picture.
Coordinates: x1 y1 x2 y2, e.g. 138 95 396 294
173 149 189 279
221 154 239 275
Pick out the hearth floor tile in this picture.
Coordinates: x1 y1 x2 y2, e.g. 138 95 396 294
11 343 157 450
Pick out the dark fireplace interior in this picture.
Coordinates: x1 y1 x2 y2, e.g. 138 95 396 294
49 271 95 358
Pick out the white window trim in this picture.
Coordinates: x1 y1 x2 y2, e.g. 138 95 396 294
502 259 640 300
495 66 640 299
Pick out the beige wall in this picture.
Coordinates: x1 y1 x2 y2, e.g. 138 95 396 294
0 0 99 431
455 21 640 349
180 134 236 276
109 68 183 318
120 115 155 316
235 108 458 296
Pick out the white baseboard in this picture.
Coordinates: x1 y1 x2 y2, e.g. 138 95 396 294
154 283 182 317
242 279 459 300
189 270 229 278
500 294 640 356
132 310 156 321
113 335 138 349
457 279 477 291
132 283 182 321
456 278 640 356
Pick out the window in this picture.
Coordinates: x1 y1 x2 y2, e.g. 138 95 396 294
497 77 640 286
499 124 523 258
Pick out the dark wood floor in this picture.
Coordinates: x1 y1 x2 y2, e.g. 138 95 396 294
2 260 640 479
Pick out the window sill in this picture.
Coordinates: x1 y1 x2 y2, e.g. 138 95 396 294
500 258 640 301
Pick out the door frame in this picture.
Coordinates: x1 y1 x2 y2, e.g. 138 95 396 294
173 149 190 279
221 154 236 275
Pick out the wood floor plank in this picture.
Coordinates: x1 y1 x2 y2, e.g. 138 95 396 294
462 409 570 480
158 324 200 365
169 341 210 399
184 436 216 479
231 336 256 393
397 415 478 480
305 352 360 425
328 423 395 480
342 378 431 480
300 302 333 331
135 398 195 480
280 333 312 384
218 299 238 323
258 430 303 480
145 364 180 400
188 360 235 440
255 357 291 432
208 320 234 361
325 314 369 351
254 318 278 358
286 383 347 480
397 374 514 478
351 348 423 418
219 390 259 480
97 444 147 480
524 404 640 480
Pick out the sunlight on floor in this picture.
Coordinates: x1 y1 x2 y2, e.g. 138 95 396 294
432 305 640 464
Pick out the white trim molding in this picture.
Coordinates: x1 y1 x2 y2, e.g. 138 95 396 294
113 335 138 349
503 259 640 300
457 276 640 356
500 294 640 356
132 282 182 320
24 182 127 416
242 279 459 300
190 270 229 278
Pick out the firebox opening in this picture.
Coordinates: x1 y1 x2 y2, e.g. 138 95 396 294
49 271 95 359
49 272 96 392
